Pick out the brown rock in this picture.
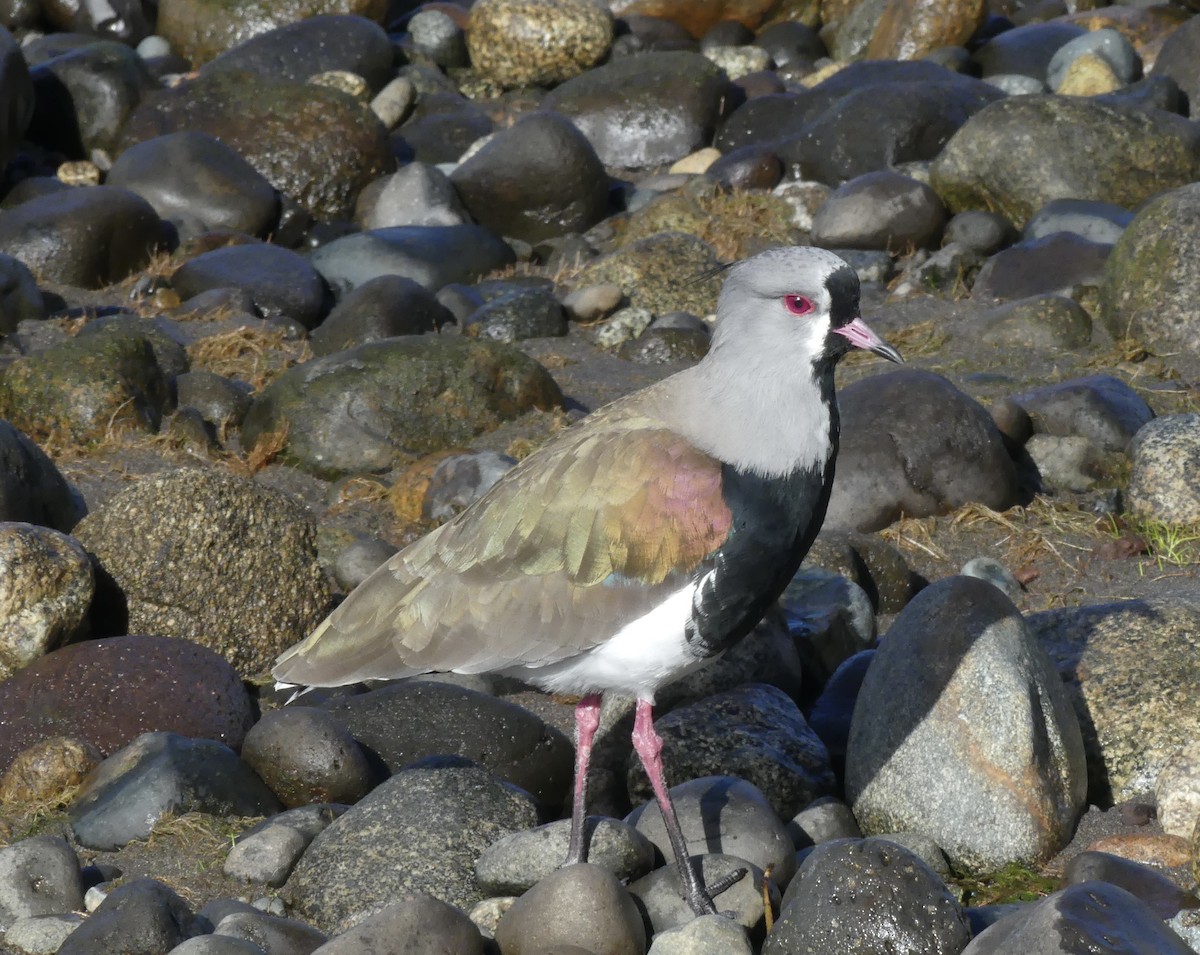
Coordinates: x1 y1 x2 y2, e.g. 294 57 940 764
865 0 987 61
0 635 256 775
467 0 613 89
1085 833 1192 869
1057 52 1122 96
609 0 783 37
0 736 101 809
387 450 464 525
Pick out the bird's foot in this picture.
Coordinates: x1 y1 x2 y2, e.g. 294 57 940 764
683 865 748 918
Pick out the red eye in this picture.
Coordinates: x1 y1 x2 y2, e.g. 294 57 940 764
785 295 814 315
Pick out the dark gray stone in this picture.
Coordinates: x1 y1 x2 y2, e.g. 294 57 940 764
943 209 1016 256
175 370 253 429
627 684 836 823
463 286 568 344
846 576 1087 873
173 244 330 330
308 892 484 954
222 822 308 888
962 881 1193 954
0 253 44 334
542 51 731 168
972 22 1087 79
767 838 969 955
787 797 862 850
0 420 82 530
69 732 282 850
648 914 754 954
0 26 33 165
451 110 610 243
629 854 773 938
972 234 1111 301
0 186 163 288
424 450 516 521
1153 15 1200 120
285 767 539 931
1063 851 1200 921
812 171 947 251
779 568 875 689
806 650 873 772
310 275 453 356
320 681 572 809
108 131 280 241
310 225 515 298
58 878 196 955
241 707 376 810
392 91 493 165
213 910 327 953
826 369 1019 532
1012 374 1154 453
1023 198 1134 245
977 294 1093 350
355 163 469 230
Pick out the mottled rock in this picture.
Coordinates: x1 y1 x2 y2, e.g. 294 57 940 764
467 0 612 88
812 170 947 252
1156 740 1200 839
1048 28 1141 92
222 823 308 887
423 450 516 521
57 878 196 954
931 96 1200 227
977 295 1093 350
73 469 332 676
308 892 484 954
847 577 1087 873
1029 592 1200 803
0 736 100 808
310 275 452 356
971 22 1087 79
464 286 568 344
0 836 84 931
865 0 986 61
1099 182 1200 360
648 914 754 955
571 232 722 317
826 369 1019 532
242 337 562 478
1024 198 1134 246
1012 374 1153 454
286 767 539 931
1128 414 1200 526
0 523 92 679
213 909 327 951
69 732 281 850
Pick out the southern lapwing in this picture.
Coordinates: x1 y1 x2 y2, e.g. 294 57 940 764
273 245 902 916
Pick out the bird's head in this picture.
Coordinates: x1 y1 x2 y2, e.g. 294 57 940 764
711 247 903 371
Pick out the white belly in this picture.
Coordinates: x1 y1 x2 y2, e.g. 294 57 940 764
504 581 718 701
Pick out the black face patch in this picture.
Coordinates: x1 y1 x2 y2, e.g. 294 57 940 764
824 265 861 329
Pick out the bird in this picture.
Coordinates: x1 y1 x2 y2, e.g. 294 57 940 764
272 245 902 916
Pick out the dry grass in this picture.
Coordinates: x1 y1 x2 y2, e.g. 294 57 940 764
692 190 798 261
844 319 948 365
230 423 290 476
186 326 312 391
949 500 1099 569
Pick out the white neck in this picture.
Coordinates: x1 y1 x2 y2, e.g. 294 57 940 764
666 341 835 478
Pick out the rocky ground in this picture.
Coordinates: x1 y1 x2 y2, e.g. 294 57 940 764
1 0 1200 953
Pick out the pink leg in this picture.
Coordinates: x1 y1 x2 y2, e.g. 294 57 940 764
631 699 728 917
564 693 602 865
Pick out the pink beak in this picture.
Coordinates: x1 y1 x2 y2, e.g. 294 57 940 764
835 317 903 363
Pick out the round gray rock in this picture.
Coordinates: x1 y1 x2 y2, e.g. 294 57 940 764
846 576 1087 873
0 836 84 932
1011 373 1154 454
308 892 484 954
812 170 947 252
826 369 1019 532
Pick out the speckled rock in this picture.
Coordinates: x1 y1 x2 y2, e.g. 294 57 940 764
865 0 986 61
286 766 539 932
1011 374 1154 454
241 707 376 809
1029 591 1200 803
628 684 836 822
931 96 1200 227
768 838 969 955
0 635 255 775
451 111 609 244
648 914 754 955
310 275 453 357
242 337 562 478
157 0 389 66
1048 28 1141 92
464 286 568 343
811 170 947 252
467 0 612 88
847 576 1087 873
0 523 92 679
72 469 333 676
493 864 645 955
119 69 392 221
571 232 721 317
826 369 1019 532
0 186 164 288
1156 741 1200 839
0 736 101 809
543 51 731 169
0 324 171 444
1127 414 1200 525
1099 182 1200 360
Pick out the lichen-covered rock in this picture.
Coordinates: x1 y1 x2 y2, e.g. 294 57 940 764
72 469 333 676
1127 414 1200 524
241 337 563 478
